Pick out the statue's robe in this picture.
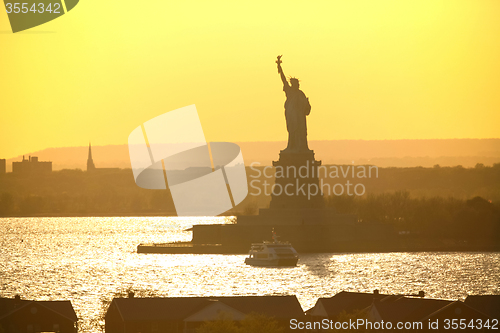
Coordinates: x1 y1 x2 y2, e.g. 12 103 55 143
283 84 311 152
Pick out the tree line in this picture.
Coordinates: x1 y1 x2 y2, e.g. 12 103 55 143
0 164 499 219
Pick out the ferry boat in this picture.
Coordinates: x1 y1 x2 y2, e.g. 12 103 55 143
244 231 299 267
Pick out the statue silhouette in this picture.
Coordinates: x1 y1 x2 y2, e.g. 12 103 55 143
276 55 311 153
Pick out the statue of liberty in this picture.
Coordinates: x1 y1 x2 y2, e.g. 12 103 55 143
276 55 311 153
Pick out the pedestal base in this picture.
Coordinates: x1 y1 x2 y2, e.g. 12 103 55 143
270 150 324 209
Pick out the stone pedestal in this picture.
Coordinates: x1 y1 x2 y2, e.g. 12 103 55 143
269 150 325 209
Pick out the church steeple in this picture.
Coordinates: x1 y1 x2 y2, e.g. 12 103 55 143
87 142 95 171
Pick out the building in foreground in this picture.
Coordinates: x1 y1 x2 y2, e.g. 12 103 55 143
367 296 492 331
105 294 304 333
464 295 500 319
306 290 393 319
307 290 497 332
0 295 78 332
12 156 52 175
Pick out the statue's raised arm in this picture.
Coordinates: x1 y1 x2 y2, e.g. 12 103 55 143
276 55 289 88
276 55 311 153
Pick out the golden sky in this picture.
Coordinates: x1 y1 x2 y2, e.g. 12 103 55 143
1 0 499 159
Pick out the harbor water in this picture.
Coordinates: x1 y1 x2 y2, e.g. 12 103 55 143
1 217 499 331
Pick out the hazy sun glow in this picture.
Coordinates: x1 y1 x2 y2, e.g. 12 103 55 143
1 0 499 158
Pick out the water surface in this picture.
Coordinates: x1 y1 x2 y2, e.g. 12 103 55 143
0 217 499 331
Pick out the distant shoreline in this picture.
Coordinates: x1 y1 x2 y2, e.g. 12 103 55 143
3 138 500 171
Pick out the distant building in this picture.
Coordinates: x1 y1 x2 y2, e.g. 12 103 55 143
12 156 52 175
87 142 95 171
0 159 5 175
105 294 304 333
0 295 78 332
87 143 119 173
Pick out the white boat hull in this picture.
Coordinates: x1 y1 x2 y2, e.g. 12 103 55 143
244 257 298 267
